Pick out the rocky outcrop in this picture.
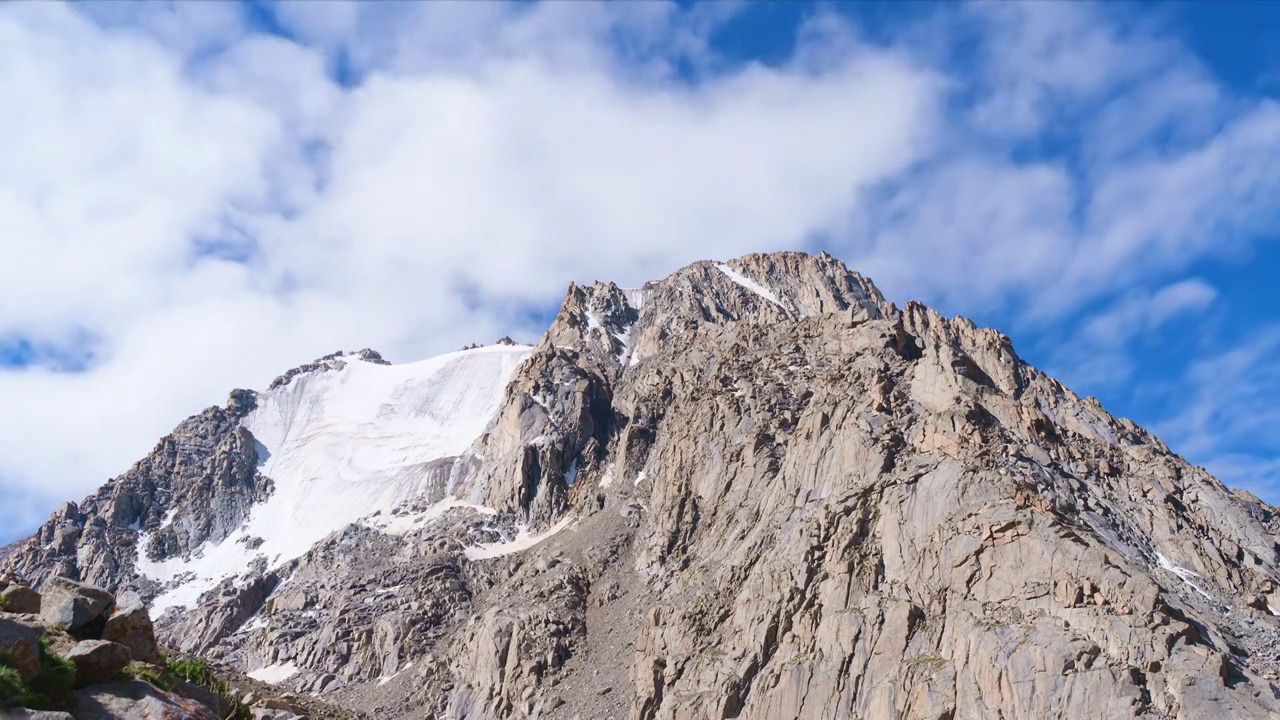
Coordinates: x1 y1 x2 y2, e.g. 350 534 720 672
6 251 1280 719
0 572 343 719
4 397 270 592
0 616 44 681
102 604 160 665
38 578 113 637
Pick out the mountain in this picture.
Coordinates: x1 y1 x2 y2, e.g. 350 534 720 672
6 251 1280 720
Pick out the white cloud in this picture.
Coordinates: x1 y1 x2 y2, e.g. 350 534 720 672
0 3 941 535
1040 278 1217 391
1079 278 1217 348
1154 329 1280 460
1 1 1279 538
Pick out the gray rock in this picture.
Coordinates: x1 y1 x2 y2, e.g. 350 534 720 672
38 577 113 636
72 680 220 720
0 710 76 719
0 584 40 614
0 615 43 680
102 602 161 664
64 639 132 686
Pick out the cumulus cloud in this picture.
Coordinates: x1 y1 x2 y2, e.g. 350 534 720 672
0 2 942 535
1 1 1278 537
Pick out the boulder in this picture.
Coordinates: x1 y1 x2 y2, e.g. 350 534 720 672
102 603 161 664
0 616 43 680
39 577 114 636
0 585 42 614
72 681 220 720
64 640 132 686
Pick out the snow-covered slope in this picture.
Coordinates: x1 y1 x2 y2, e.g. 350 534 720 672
139 344 531 612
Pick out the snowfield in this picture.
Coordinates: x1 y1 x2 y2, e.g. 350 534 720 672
139 344 531 614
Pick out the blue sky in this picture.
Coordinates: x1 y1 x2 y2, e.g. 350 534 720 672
1 1 1279 543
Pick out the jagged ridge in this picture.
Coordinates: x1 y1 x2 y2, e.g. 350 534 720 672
6 251 1280 720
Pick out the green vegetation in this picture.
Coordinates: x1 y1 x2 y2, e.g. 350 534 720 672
0 637 76 710
29 638 75 706
162 654 253 720
121 661 170 690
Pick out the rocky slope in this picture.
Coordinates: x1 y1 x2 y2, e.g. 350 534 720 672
6 251 1280 719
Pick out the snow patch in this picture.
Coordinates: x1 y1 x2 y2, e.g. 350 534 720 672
633 470 649 487
464 517 573 560
599 463 615 489
137 345 531 612
564 460 579 487
248 662 299 684
1156 552 1212 600
377 662 414 687
716 264 783 308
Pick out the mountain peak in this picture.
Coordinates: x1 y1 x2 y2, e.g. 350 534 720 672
6 250 1280 720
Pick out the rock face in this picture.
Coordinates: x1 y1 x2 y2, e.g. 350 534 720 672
7 252 1280 720
3 396 268 592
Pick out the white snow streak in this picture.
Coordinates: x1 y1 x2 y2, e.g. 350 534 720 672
464 517 573 560
1156 552 1212 600
138 345 531 613
715 264 783 308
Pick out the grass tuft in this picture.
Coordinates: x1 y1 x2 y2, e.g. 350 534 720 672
163 654 253 720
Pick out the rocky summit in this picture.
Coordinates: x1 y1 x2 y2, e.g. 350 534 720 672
5 251 1280 720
